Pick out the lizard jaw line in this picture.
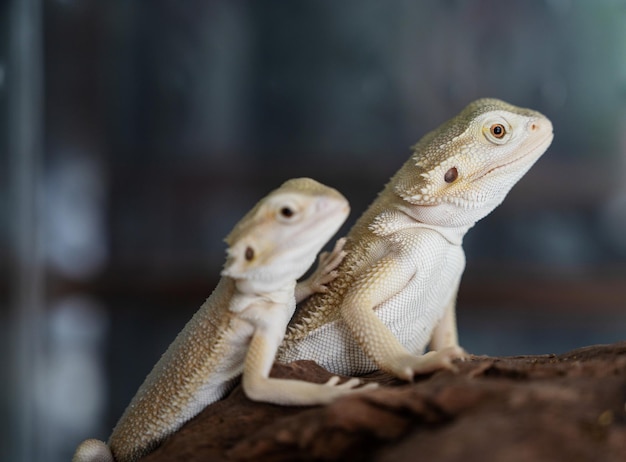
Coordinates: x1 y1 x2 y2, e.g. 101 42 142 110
481 131 554 179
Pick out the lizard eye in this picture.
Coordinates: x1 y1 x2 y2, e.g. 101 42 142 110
276 203 300 223
280 206 295 218
244 246 255 261
490 123 506 139
444 167 458 183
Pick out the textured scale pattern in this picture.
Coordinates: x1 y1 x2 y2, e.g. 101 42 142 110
280 226 465 375
279 98 554 378
73 178 355 462
73 99 554 462
110 278 250 462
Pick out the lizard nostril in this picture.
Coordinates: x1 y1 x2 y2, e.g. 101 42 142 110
530 122 539 131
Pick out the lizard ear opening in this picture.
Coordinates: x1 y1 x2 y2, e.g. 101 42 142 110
444 167 458 183
245 246 255 261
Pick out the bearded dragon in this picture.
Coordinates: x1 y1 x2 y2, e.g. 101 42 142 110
278 98 554 380
73 178 372 462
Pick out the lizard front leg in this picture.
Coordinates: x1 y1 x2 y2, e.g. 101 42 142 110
241 302 374 406
429 285 462 352
294 238 346 303
340 252 465 381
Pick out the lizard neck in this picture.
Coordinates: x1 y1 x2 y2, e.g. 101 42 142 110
230 278 295 313
234 277 296 298
395 203 471 245
367 199 471 246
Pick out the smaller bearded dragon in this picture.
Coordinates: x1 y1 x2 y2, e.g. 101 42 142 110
73 178 371 462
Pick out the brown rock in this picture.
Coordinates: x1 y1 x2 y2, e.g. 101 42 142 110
141 343 626 462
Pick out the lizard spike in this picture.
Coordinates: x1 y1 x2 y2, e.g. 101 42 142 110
277 98 553 379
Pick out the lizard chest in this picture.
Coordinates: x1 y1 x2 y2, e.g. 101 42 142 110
280 231 465 375
376 236 465 353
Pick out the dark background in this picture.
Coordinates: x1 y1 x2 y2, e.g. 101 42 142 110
2 1 625 461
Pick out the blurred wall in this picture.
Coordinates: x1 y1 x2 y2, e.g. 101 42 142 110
2 1 626 461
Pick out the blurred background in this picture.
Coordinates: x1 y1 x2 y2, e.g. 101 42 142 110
2 0 626 461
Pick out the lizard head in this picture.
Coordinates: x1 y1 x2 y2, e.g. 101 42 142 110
394 98 554 228
221 178 349 288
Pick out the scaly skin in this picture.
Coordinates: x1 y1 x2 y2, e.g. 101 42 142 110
73 178 373 462
279 98 554 380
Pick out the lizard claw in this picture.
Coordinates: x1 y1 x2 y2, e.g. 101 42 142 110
388 346 467 381
298 238 347 296
323 375 379 391
320 238 347 272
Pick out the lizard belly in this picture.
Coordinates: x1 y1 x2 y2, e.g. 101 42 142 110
280 239 465 376
378 242 465 355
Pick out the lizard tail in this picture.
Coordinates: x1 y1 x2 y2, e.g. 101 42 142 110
72 438 114 462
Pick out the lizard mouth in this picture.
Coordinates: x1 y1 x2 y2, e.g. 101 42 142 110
481 127 553 179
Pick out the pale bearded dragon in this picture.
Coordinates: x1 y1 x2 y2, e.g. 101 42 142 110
278 98 554 380
73 178 373 462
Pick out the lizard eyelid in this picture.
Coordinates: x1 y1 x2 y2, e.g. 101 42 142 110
483 119 510 145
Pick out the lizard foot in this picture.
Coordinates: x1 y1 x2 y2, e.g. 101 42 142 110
388 346 468 381
324 375 379 392
302 238 347 294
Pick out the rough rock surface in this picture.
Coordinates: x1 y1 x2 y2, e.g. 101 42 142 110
141 343 626 462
